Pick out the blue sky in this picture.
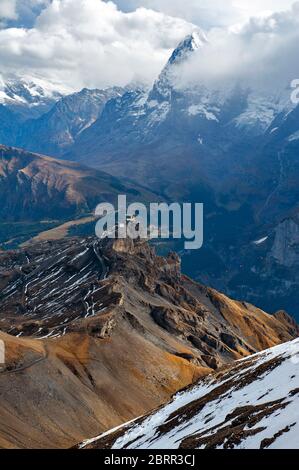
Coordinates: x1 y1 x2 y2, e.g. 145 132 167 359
0 1 48 27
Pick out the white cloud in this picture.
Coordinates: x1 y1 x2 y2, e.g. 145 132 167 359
174 2 299 94
0 0 299 93
111 0 296 28
0 0 195 89
0 0 17 20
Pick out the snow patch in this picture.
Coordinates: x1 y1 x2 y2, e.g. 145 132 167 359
188 104 219 122
253 236 269 245
288 130 299 142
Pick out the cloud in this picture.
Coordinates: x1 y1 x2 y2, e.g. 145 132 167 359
111 0 237 28
1 0 298 93
0 0 195 89
111 0 296 28
0 0 17 20
174 2 299 94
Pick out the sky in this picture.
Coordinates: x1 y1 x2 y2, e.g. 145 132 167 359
0 0 298 90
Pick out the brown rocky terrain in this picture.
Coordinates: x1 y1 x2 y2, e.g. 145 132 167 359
0 236 298 448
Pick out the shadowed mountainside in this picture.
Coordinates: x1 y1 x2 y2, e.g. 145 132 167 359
0 145 149 222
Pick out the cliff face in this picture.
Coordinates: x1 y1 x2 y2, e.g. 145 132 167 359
271 216 299 268
237 212 299 317
0 236 298 448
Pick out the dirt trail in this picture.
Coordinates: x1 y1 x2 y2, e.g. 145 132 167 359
0 344 49 376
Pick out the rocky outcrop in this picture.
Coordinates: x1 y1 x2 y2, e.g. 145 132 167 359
1 235 297 356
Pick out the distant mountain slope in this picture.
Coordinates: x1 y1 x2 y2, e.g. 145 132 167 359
0 105 20 147
79 338 299 450
16 87 125 156
0 78 127 154
0 76 65 120
0 145 144 221
0 236 297 448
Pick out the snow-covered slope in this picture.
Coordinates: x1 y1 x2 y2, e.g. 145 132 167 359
0 75 67 119
80 338 299 449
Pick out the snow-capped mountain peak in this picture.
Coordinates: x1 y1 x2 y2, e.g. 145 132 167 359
168 30 206 66
0 75 68 119
148 30 206 102
1 77 61 103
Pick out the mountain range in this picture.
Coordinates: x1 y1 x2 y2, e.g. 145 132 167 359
69 32 299 319
0 32 298 319
16 87 125 156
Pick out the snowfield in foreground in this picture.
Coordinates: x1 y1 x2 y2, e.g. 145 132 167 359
80 339 299 450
